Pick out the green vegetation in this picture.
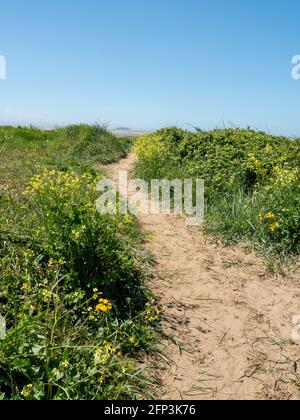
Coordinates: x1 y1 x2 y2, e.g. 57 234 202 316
0 124 131 193
135 127 300 261
0 125 158 400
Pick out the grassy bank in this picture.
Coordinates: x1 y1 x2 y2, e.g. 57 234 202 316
0 125 159 400
135 127 300 263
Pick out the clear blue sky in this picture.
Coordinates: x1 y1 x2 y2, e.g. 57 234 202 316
0 0 299 135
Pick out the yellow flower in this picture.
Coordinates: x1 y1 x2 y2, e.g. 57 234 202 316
146 315 158 322
21 282 31 292
94 342 116 365
41 289 53 303
92 290 103 300
26 303 36 312
21 384 33 398
122 215 133 226
47 258 66 269
266 212 275 221
96 298 113 314
48 258 55 267
94 348 103 365
129 336 139 347
265 145 273 153
61 360 70 369
258 213 263 222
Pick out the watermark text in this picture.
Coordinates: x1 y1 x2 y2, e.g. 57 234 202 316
292 316 300 341
96 171 205 226
292 55 300 80
0 315 6 339
0 55 6 80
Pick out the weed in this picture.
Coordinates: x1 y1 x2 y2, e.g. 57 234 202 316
0 125 158 400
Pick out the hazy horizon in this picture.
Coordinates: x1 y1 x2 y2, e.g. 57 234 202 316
0 120 299 139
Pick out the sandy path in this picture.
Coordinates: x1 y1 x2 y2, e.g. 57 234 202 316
107 153 300 401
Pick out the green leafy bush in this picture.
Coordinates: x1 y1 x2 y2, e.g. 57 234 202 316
135 127 300 257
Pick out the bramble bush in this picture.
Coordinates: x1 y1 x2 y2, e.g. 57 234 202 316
135 127 300 258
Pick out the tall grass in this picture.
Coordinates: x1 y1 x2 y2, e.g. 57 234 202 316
0 125 159 400
135 127 300 262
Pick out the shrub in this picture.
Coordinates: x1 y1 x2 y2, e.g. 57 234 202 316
135 127 300 258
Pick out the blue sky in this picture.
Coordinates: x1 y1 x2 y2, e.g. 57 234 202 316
0 0 299 135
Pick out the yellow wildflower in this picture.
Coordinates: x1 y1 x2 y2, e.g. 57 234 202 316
61 360 70 369
41 289 53 303
94 341 116 365
48 258 55 268
92 290 103 300
269 222 280 233
51 368 61 379
128 336 139 347
94 348 103 365
96 298 113 314
266 212 275 220
265 145 273 153
21 384 33 398
21 282 31 292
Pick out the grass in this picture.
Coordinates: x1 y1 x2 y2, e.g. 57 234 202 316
134 127 300 264
0 124 131 192
0 125 159 400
